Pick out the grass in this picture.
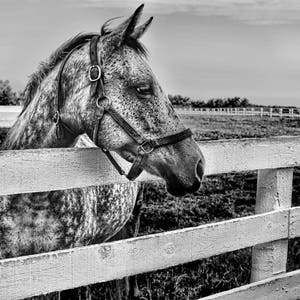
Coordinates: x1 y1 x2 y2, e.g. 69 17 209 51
129 115 300 300
1 115 300 299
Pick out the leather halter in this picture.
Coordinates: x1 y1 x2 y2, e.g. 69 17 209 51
55 34 193 180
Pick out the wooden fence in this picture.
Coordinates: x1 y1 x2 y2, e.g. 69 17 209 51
1 109 300 299
178 106 300 118
1 106 299 128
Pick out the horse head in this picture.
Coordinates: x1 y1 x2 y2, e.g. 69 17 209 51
12 5 205 196
84 5 204 196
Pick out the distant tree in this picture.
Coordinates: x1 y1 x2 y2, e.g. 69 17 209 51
0 80 20 105
190 99 205 108
168 94 191 107
226 97 241 107
240 98 251 107
206 98 221 107
206 99 215 107
169 94 254 108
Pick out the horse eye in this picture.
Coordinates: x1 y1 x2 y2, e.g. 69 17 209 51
136 85 152 97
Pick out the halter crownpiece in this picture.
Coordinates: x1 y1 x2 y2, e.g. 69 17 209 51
55 34 193 181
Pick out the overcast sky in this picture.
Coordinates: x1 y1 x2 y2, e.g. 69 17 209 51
0 0 300 106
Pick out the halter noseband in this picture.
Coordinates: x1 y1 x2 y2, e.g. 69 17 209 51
55 35 192 181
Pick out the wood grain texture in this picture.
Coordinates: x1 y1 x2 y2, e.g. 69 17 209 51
0 210 288 300
1 136 300 195
199 268 300 300
251 168 293 282
289 206 300 238
0 147 159 195
199 136 300 176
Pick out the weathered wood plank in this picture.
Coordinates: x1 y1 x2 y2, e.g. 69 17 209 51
251 168 293 282
0 210 288 300
289 206 300 238
0 147 159 195
199 268 300 300
200 136 300 176
1 136 300 195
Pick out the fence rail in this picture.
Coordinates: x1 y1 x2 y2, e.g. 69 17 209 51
0 136 300 195
201 268 300 300
1 208 299 300
177 106 300 118
0 107 300 299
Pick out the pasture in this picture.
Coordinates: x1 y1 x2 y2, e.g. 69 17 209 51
132 115 300 299
1 114 300 299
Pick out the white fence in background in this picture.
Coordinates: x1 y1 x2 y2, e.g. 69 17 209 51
177 106 300 118
0 107 300 299
0 106 299 129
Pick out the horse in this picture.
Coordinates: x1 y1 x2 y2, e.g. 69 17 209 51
0 5 204 299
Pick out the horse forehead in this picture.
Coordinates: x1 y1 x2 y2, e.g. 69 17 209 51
108 48 152 81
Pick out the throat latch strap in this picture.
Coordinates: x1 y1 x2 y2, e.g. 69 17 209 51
125 128 193 180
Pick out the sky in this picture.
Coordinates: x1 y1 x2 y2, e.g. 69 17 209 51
0 0 300 106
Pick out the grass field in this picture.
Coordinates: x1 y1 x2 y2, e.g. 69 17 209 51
1 115 300 299
129 115 300 300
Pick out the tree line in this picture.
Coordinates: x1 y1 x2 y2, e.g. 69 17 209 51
168 95 252 108
168 95 298 109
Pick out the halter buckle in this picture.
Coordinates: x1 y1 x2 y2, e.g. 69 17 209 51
138 140 155 154
89 65 101 82
53 111 61 124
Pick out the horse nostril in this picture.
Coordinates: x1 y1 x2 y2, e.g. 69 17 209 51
196 159 204 181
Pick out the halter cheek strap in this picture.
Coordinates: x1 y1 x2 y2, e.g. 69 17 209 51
55 34 193 181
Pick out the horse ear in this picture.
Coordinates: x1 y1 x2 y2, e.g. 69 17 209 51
104 4 144 48
121 4 144 44
131 17 153 39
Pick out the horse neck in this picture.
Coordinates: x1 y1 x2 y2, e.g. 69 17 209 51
2 57 88 150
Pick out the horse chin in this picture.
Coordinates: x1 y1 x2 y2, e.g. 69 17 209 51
166 183 188 197
165 177 201 197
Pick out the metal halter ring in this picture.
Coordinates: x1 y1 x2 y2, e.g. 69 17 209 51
53 111 61 124
96 95 111 109
89 65 101 82
138 140 155 154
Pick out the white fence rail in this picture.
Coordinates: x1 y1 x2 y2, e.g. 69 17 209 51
1 208 299 300
0 108 300 299
0 136 300 196
177 106 300 118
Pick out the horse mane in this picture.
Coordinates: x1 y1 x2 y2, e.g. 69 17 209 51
21 21 147 115
21 33 97 114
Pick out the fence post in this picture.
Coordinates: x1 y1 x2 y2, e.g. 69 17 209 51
279 108 283 118
269 108 272 118
251 168 293 282
260 108 263 117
